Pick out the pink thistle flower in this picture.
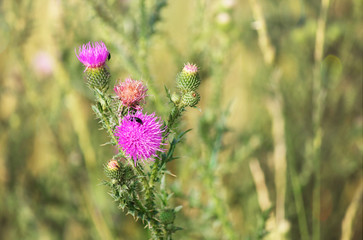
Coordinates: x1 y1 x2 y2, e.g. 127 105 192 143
75 41 109 69
115 111 165 165
183 63 198 74
114 78 148 109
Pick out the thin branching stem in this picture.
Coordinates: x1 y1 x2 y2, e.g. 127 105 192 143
312 0 330 239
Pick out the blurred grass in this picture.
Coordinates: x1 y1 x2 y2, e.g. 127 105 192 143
0 0 362 239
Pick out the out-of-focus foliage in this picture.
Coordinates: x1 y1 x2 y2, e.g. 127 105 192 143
0 0 361 239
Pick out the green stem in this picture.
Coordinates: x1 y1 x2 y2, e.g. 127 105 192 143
147 104 183 200
145 158 160 207
100 112 118 145
312 0 330 237
134 198 161 236
165 105 183 136
95 90 118 123
289 162 310 239
205 172 236 240
312 129 322 240
146 105 183 200
144 104 185 239
127 158 148 185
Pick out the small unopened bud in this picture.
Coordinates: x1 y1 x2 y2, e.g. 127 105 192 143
160 208 175 224
181 91 200 107
105 159 122 180
171 92 180 104
176 63 200 93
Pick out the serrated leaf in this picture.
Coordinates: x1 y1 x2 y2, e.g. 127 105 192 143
166 193 174 201
91 105 101 115
100 140 114 146
176 129 192 142
164 85 171 101
164 170 176 177
172 226 183 232
163 129 191 163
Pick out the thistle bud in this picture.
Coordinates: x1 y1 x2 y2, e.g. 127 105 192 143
160 208 175 224
85 66 111 92
181 91 200 107
176 63 200 92
105 159 122 180
171 92 180 104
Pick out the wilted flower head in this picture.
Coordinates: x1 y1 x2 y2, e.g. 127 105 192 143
114 78 148 109
115 111 165 165
75 41 109 69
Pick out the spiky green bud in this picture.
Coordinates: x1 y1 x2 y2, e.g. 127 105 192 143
85 66 110 92
160 209 175 224
176 63 200 92
181 91 200 107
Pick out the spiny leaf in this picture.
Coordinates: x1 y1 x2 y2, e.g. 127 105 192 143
164 85 172 102
174 205 183 212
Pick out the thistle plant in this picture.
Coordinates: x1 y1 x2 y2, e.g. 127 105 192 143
75 41 201 239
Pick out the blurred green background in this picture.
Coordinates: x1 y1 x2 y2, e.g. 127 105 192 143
0 0 362 239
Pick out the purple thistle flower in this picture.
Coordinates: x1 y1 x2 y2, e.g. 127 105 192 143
115 111 166 165
75 41 109 69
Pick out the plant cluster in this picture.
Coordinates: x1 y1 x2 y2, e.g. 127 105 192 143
75 41 201 239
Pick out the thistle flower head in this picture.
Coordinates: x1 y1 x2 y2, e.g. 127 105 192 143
75 41 109 69
115 111 165 165
114 78 148 109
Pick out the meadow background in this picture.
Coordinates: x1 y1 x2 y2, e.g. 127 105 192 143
0 0 362 239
